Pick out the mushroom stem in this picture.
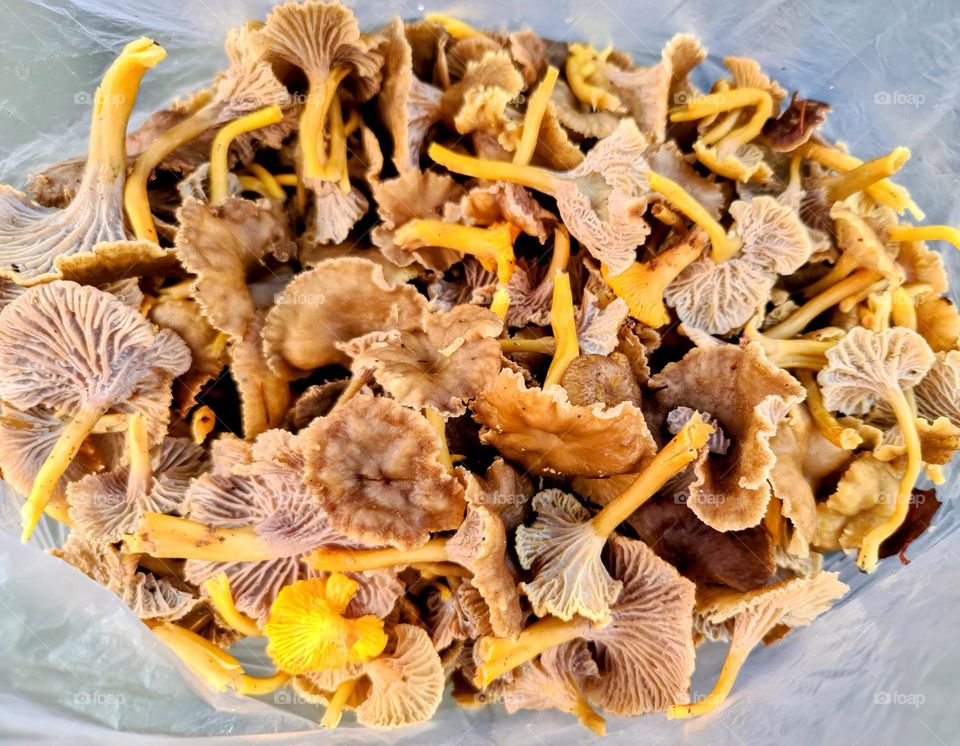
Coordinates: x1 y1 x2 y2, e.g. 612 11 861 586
499 337 556 354
802 253 860 298
602 230 707 327
308 538 450 573
190 405 216 445
543 272 580 388
209 104 284 204
764 269 881 340
890 287 917 330
322 91 351 192
21 405 107 542
152 622 244 692
321 677 359 729
670 88 773 145
887 224 960 251
565 44 622 112
748 334 836 371
394 220 519 284
699 108 743 147
797 142 924 221
648 171 740 262
823 146 910 203
514 66 560 166
837 278 889 314
237 175 272 198
246 163 286 200
125 107 220 242
237 670 291 696
126 412 152 501
428 142 559 196
667 646 748 719
474 615 595 688
330 370 373 414
202 573 262 637
423 12 487 40
571 686 607 736
856 388 922 572
301 68 350 180
796 370 862 449
590 414 714 538
123 513 274 561
424 408 454 474
273 173 300 187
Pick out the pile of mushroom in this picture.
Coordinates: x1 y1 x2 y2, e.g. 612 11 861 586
4 1 959 731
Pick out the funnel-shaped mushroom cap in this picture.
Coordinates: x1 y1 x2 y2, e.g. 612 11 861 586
441 51 524 139
818 327 935 416
355 624 445 728
428 580 492 651
763 93 831 152
646 141 725 220
215 25 292 122
576 292 630 356
344 305 503 416
0 281 190 415
472 368 656 477
307 182 370 246
302 395 466 549
561 353 642 408
582 535 696 715
463 457 534 533
914 351 960 425
262 257 430 379
650 341 805 531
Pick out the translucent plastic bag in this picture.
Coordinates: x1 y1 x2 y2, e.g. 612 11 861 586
1 1 958 743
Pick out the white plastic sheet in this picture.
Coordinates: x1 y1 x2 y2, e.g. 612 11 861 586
1 1 959 743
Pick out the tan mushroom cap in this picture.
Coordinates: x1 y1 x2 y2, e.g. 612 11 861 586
473 368 656 477
428 580 492 651
516 489 621 622
440 51 524 139
262 257 430 379
343 304 503 417
582 535 696 715
446 182 556 244
306 182 370 246
463 457 534 533
915 351 960 425
576 290 629 356
551 78 620 140
302 395 466 549
561 353 642 408
830 203 901 285
650 341 805 531
355 624 445 728
293 662 366 705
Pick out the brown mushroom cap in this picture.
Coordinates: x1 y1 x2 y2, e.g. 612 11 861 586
763 92 831 152
447 182 556 245
650 341 805 531
306 181 370 246
561 353 642 408
440 50 524 140
473 368 656 477
428 580 492 651
262 257 429 379
463 457 533 533
302 395 466 549
551 78 620 140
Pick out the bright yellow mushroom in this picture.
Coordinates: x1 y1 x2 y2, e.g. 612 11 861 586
514 66 561 166
208 104 284 204
565 44 622 112
647 171 740 261
543 271 580 388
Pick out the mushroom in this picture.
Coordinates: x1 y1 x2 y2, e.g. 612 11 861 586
513 415 711 621
0 39 165 285
301 395 465 549
551 78 620 140
560 353 642 408
464 457 533 533
472 368 656 477
262 257 429 379
355 624 445 728
427 580 492 651
668 571 848 718
762 92 831 152
817 327 934 571
0 281 190 541
343 304 503 416
446 182 556 245
649 341 805 531
428 117 652 275
440 51 524 142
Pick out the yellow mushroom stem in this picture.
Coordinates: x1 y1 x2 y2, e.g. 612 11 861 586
891 286 917 330
238 670 291 696
209 104 284 205
548 225 572 277
699 108 743 147
308 537 452 573
823 146 911 203
749 334 836 371
237 175 272 198
803 253 860 298
190 405 216 445
565 44 622 112
246 163 286 200
837 278 889 314
648 171 740 262
670 87 773 145
274 173 299 187
650 203 684 228
474 614 600 688
862 290 893 332
797 142 924 221
202 572 262 637
591 414 714 538
764 269 881 340
668 646 749 719
888 224 960 252
602 230 707 327
122 513 274 561
21 405 107 543
514 66 560 166
428 142 559 196
499 336 557 354
321 677 359 729
322 91 351 192
126 412 152 500
856 388 923 573
300 67 349 180
571 685 607 736
543 272 580 388
424 408 454 473
330 370 373 414
796 370 862 449
423 12 487 40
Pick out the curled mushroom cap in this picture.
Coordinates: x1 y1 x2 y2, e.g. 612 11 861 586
472 368 656 477
763 92 831 151
561 353 642 408
464 457 533 533
356 624 445 728
441 50 524 140
428 581 492 651
650 341 805 531
302 395 466 549
262 257 429 379
344 304 503 417
914 351 960 425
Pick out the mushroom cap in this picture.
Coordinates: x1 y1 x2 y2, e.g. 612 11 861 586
829 203 900 284
818 327 934 416
428 580 492 651
293 662 366 705
731 196 812 275
916 294 960 353
262 257 429 379
472 368 656 477
724 56 788 112
446 182 556 244
302 394 466 549
500 640 599 717
288 380 350 430
515 489 621 622
582 535 696 715
441 51 524 138
551 78 620 139
0 281 190 415
576 291 629 356
355 624 445 728
650 341 805 531
897 238 948 294
560 353 642 408
763 93 831 152
343 304 503 417
306 181 370 246
215 24 292 122
915 350 960 425
462 457 534 533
